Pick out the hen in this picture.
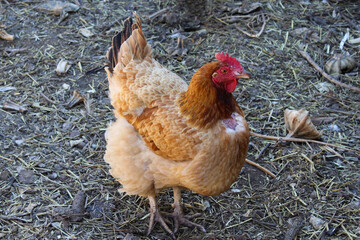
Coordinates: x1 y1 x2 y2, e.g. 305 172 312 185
104 13 250 237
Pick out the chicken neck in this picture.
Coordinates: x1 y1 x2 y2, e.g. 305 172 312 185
178 61 239 129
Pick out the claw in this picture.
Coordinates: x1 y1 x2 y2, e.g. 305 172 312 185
165 211 206 233
170 187 206 233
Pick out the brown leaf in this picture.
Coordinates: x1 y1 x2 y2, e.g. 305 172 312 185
324 54 357 75
0 29 14 41
66 90 85 108
284 109 323 139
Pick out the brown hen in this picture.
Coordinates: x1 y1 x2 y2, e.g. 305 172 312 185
104 13 249 237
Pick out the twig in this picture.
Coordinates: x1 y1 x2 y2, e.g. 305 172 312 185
0 155 14 162
245 159 276 178
298 51 360 93
4 47 28 57
339 30 350 50
147 8 170 21
255 143 270 160
250 132 360 155
40 92 56 104
236 12 266 38
252 218 278 228
0 213 31 222
341 13 360 31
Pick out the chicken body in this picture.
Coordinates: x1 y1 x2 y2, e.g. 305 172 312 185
104 14 249 236
105 109 248 197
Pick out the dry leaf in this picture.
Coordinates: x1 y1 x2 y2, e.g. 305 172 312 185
25 203 38 213
324 53 357 75
79 28 94 38
3 101 27 113
66 90 85 108
223 2 262 14
284 109 323 139
314 82 335 94
291 27 320 42
0 29 14 41
35 1 80 16
56 59 71 75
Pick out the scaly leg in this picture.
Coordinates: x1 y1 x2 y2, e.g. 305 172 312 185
147 194 175 239
168 187 206 233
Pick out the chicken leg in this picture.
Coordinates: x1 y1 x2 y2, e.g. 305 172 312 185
147 188 206 237
147 194 175 238
167 187 206 233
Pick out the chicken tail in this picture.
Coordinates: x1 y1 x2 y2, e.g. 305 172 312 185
106 12 151 72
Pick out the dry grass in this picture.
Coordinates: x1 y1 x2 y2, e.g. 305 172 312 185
1 0 359 239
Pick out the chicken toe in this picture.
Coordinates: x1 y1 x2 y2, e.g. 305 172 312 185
147 195 175 239
167 187 206 233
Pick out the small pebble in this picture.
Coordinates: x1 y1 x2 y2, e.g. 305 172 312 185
18 169 36 184
71 191 86 222
48 172 58 180
315 82 335 94
310 215 326 230
38 163 46 168
231 188 241 193
14 139 25 146
0 170 10 181
62 122 73 131
201 200 210 211
62 83 70 90
54 164 63 170
310 190 317 199
329 124 340 132
70 130 81 138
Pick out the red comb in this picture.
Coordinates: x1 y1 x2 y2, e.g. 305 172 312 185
215 52 243 71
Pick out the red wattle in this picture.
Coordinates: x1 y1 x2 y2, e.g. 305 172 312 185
224 80 237 92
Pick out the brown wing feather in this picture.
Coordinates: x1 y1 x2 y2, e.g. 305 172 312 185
132 96 202 161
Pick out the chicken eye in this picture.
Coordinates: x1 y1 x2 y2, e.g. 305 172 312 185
221 69 227 73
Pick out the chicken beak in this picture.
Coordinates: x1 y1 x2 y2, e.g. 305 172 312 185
235 71 250 79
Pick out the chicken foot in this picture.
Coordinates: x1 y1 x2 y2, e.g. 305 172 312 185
147 194 175 238
147 187 205 237
166 187 206 233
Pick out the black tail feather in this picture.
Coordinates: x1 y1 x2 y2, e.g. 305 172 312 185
107 17 133 72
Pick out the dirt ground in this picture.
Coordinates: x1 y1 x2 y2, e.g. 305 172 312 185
1 0 359 239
